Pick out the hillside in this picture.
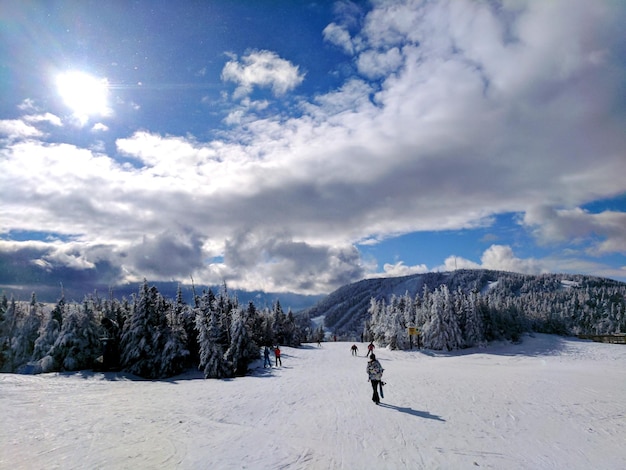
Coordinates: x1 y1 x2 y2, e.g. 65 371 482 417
299 270 626 339
2 335 625 469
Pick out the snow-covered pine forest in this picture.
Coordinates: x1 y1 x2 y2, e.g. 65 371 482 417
0 280 308 378
1 270 625 378
365 279 626 351
306 270 626 347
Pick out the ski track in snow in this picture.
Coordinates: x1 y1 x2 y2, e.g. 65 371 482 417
1 334 626 469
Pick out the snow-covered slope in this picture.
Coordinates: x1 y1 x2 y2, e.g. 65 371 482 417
301 269 626 338
2 335 625 469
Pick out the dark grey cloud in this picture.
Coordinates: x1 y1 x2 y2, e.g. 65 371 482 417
126 230 205 278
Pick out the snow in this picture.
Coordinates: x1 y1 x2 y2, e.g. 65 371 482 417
481 280 499 294
2 334 626 469
561 280 581 288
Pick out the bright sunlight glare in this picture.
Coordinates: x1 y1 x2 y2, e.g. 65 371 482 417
56 71 110 121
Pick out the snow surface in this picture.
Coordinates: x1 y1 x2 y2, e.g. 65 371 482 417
1 334 626 469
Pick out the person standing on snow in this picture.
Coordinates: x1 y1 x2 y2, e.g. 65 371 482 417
274 346 282 367
367 342 375 358
263 346 272 368
367 354 384 404
351 344 359 356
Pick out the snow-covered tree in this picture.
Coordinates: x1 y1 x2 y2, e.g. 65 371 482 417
463 290 485 347
10 295 42 372
120 281 188 378
423 285 463 351
225 307 258 376
51 299 100 371
196 302 229 379
31 309 62 372
0 297 22 372
174 284 197 366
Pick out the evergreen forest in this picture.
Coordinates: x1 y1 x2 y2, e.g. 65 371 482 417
1 270 625 378
0 280 311 379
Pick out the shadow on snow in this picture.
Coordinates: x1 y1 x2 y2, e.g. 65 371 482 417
378 403 446 422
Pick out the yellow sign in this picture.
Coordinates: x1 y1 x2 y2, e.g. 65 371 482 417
407 327 418 336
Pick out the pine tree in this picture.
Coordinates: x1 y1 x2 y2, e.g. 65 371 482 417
0 297 21 372
423 285 463 351
463 290 485 347
197 306 229 379
118 283 158 376
32 309 62 372
225 307 258 376
195 290 229 379
272 300 287 346
11 295 42 372
51 295 66 330
51 298 100 371
156 288 189 377
174 284 196 367
120 281 190 378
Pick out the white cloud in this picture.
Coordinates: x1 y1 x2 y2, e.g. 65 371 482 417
357 47 403 79
523 206 626 255
322 23 354 55
221 50 305 99
480 245 544 274
0 119 43 139
1 0 625 293
440 245 544 275
91 123 109 132
23 112 63 127
378 261 429 278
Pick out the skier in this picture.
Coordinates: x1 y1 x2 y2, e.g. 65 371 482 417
274 346 282 367
367 342 375 358
351 344 359 356
367 354 384 404
263 346 272 368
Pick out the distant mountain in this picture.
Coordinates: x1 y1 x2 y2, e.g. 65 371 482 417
4 281 324 313
111 282 325 313
298 269 626 338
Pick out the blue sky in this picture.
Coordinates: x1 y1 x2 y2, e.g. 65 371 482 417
1 0 625 300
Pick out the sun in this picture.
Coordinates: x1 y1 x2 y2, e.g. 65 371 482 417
56 71 110 121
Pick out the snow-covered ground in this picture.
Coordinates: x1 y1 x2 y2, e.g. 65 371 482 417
1 334 625 469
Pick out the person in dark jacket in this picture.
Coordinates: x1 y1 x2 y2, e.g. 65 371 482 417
263 346 272 368
366 354 384 404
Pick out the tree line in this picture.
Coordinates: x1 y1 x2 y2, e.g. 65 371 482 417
0 280 310 379
365 277 626 351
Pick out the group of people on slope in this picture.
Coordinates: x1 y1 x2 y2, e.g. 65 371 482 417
263 345 282 368
350 341 375 358
269 340 384 404
351 342 385 404
365 342 384 404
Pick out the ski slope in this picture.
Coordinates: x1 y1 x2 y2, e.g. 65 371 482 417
1 334 625 469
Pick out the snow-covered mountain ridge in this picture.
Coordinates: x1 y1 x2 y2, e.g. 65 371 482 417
299 269 626 339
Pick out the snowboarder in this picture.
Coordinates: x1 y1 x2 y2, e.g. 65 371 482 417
367 342 375 358
351 344 359 356
263 346 272 368
274 346 282 367
367 354 384 404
